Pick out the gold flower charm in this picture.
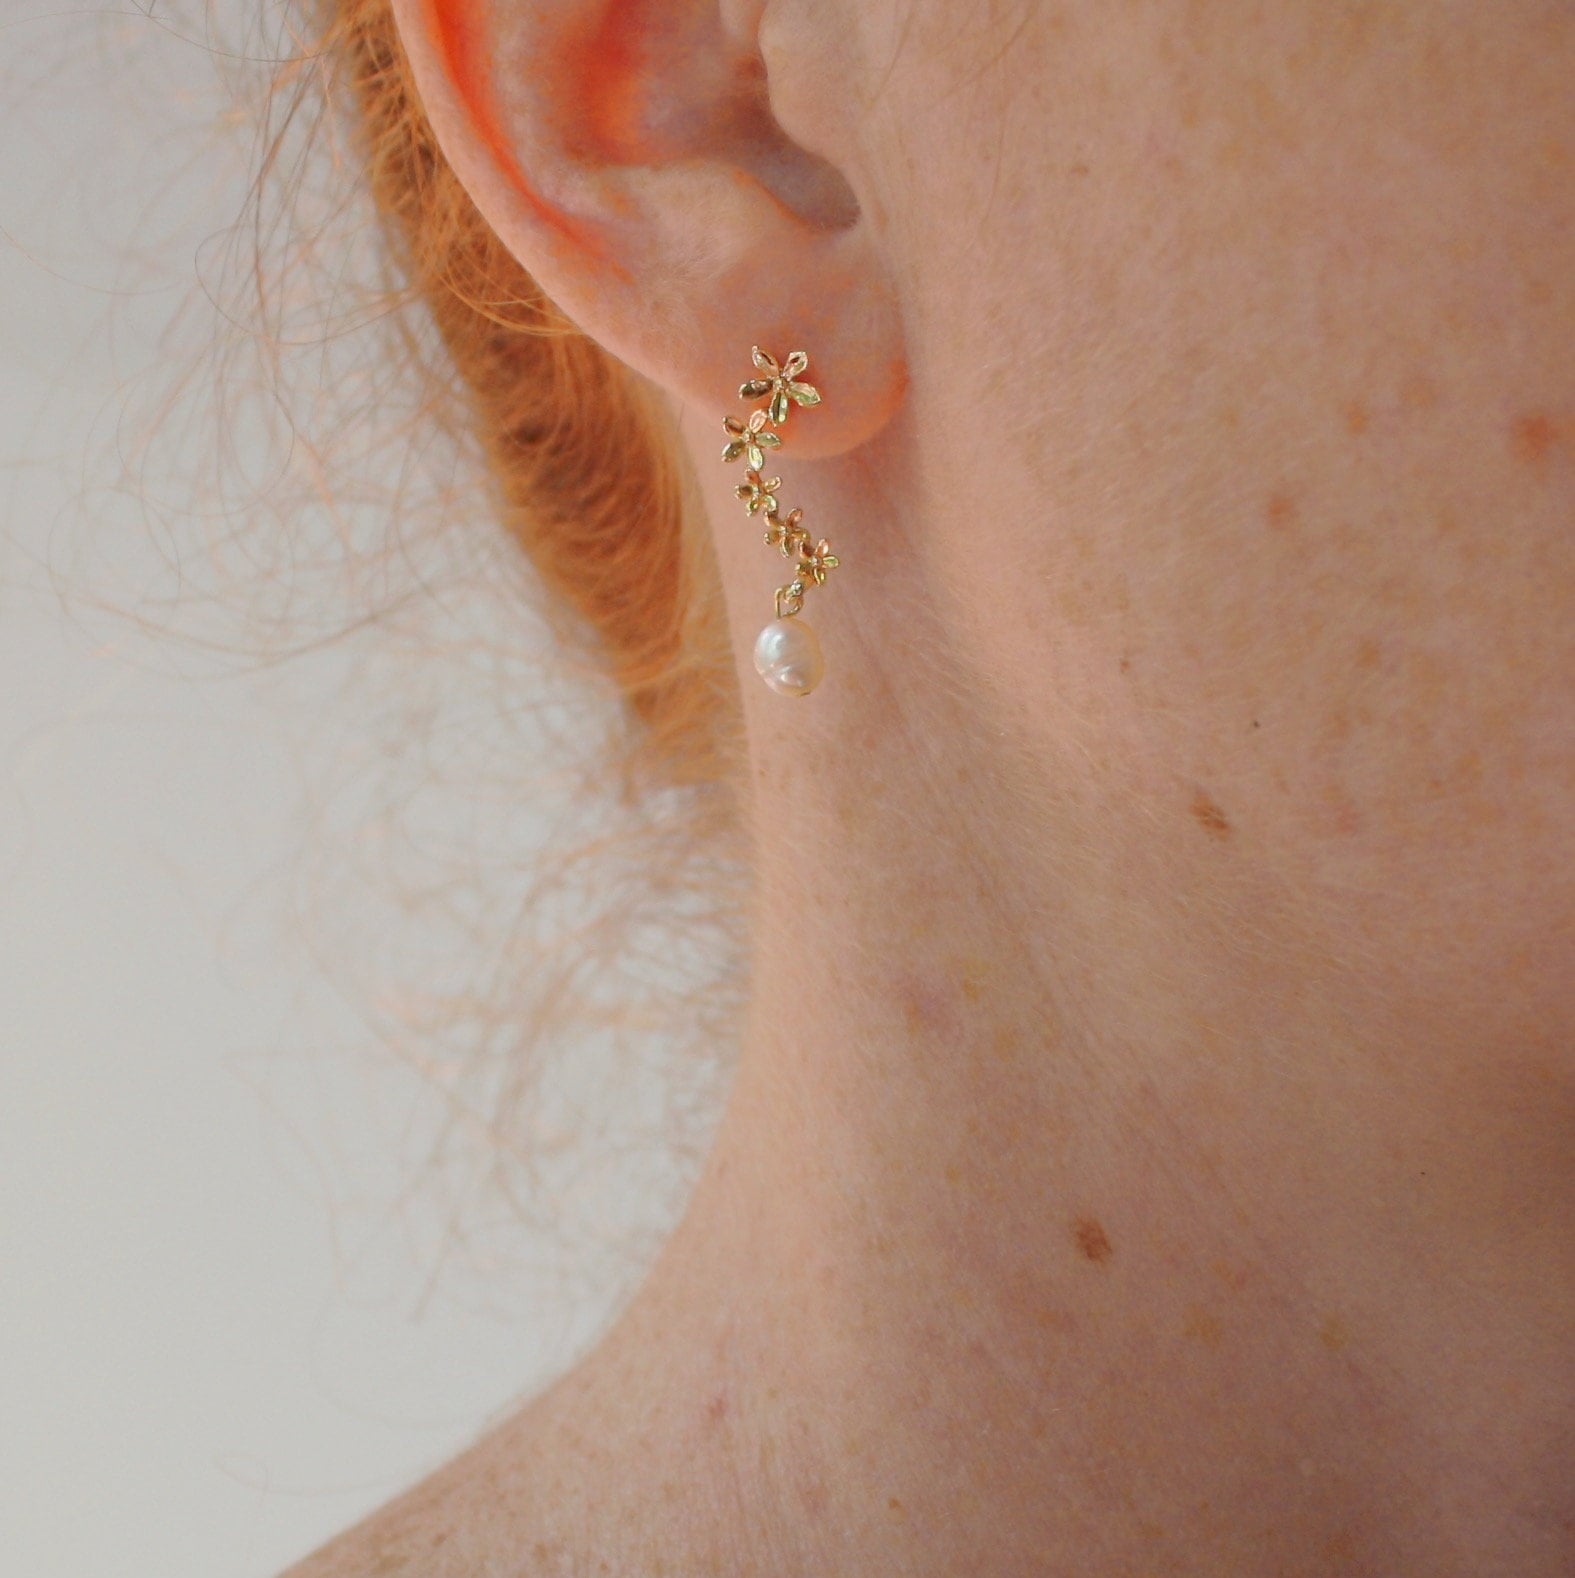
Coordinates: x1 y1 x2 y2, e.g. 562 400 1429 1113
735 469 783 516
740 348 821 426
797 538 840 586
764 507 810 558
721 408 781 469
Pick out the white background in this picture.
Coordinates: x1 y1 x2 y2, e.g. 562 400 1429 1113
0 5 716 1573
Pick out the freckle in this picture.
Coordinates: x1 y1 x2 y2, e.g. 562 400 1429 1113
1069 161 1090 176
960 957 988 1003
943 1163 962 1187
1210 1257 1250 1292
1221 403 1241 431
1343 399 1369 436
1183 1306 1223 1347
887 1497 905 1517
1325 1530 1357 1563
1191 791 1231 838
1354 636 1381 671
1512 412 1558 470
1320 1314 1349 1352
991 1022 1021 1056
1072 1216 1113 1264
1320 786 1362 838
1264 491 1298 530
1399 370 1439 410
1372 572 1406 608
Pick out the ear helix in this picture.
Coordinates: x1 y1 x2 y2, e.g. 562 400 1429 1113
721 346 840 697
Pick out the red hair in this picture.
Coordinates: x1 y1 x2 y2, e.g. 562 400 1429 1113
316 0 743 798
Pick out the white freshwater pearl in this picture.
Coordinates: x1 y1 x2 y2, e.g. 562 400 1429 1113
753 617 824 697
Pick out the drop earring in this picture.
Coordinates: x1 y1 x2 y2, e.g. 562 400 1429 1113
721 347 840 697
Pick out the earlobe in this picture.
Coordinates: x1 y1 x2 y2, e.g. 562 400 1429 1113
390 0 905 455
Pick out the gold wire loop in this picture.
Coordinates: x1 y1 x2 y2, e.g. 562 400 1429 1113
721 346 838 623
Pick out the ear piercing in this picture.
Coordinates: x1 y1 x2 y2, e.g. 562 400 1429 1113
721 347 839 697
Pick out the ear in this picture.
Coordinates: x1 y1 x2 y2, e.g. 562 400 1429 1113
390 0 906 457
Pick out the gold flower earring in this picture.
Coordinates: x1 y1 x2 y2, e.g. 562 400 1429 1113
721 347 840 697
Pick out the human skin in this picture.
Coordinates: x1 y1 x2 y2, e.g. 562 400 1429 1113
287 2 1575 1573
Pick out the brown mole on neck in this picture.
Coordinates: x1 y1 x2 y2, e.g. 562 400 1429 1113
1072 1217 1114 1264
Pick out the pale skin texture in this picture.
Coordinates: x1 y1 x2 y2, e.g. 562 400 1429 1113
287 1 1575 1573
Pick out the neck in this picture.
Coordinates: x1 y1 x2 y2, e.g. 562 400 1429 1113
455 403 1575 1573
504 528 1575 1572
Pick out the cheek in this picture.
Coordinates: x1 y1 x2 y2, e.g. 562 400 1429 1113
1139 8 1575 1032
918 1 1575 1040
1154 468 1575 1050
